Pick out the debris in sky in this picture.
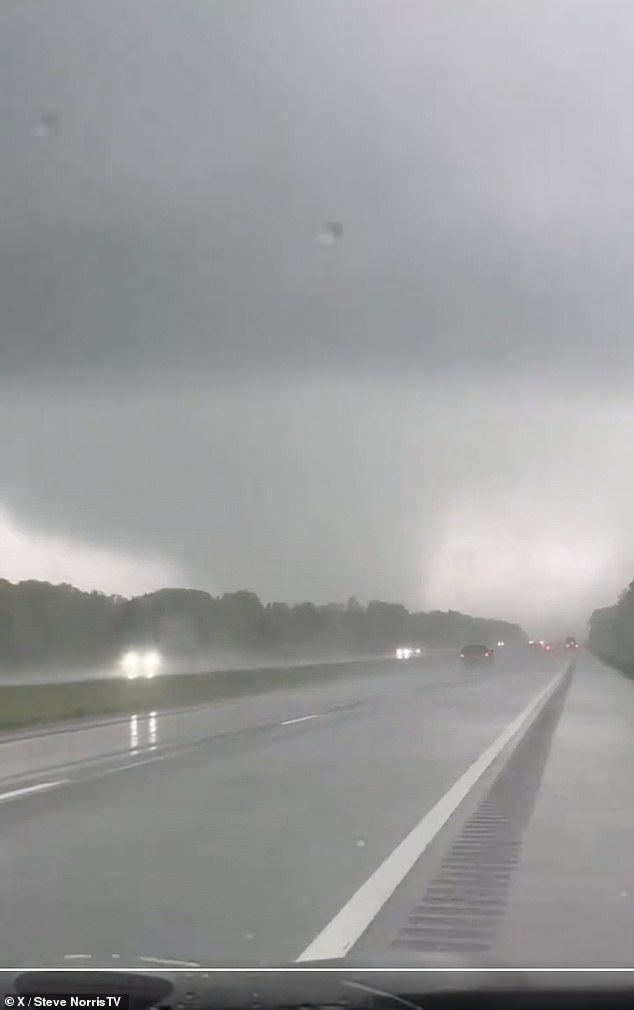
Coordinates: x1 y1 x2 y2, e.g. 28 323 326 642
32 111 60 138
315 221 343 245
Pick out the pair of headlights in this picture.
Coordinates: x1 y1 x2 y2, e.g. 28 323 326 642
120 649 162 679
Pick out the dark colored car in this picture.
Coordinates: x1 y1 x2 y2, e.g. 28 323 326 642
565 636 580 651
528 639 552 652
459 644 494 666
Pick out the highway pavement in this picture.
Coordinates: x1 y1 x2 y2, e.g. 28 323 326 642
0 647 628 968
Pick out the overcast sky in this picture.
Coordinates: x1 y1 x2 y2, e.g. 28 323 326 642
3 0 634 634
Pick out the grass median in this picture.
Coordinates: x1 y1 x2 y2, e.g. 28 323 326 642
0 657 400 731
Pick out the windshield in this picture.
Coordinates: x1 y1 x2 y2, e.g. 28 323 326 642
3 0 634 974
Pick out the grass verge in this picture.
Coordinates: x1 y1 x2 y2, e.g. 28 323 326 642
0 657 393 731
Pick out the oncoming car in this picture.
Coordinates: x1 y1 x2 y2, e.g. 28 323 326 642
395 645 424 660
120 649 162 679
459 644 494 666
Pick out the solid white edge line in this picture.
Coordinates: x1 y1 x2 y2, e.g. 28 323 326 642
296 666 570 963
0 780 67 803
281 714 320 726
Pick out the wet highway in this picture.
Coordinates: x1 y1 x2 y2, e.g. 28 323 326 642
0 647 628 968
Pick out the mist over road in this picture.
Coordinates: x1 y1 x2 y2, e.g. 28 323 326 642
0 646 625 968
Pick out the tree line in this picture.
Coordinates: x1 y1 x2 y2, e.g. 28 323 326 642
0 579 526 673
588 578 634 674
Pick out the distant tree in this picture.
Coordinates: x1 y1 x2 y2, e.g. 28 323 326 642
365 601 408 647
588 579 634 673
0 578 529 673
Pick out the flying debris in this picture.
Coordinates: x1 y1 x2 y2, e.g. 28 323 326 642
315 221 343 245
32 111 60 138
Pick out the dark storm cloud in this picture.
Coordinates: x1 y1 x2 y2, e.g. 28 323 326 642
5 0 634 385
3 0 634 626
2 377 633 630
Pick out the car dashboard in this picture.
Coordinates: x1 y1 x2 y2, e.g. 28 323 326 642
4 965 634 1010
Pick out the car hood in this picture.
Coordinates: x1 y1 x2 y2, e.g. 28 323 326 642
3 952 634 1007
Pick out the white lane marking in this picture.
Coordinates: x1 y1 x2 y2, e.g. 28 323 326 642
139 955 202 967
296 667 569 962
16 710 322 787
0 780 67 803
96 755 164 776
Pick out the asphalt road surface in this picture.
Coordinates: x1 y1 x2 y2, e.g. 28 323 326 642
0 647 630 968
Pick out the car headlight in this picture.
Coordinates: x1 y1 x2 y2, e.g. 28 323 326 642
142 649 162 676
120 650 140 678
121 648 162 678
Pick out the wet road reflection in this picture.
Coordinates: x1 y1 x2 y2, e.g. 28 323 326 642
128 711 159 754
